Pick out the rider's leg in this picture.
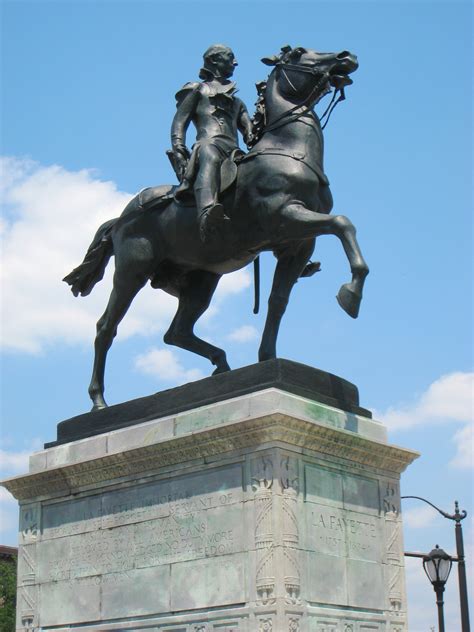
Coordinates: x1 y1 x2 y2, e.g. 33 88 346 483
279 203 369 318
194 144 228 240
259 239 315 362
163 270 230 374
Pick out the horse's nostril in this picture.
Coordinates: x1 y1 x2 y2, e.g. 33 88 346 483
337 51 351 59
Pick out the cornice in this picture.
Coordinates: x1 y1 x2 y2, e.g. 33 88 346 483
2 413 418 502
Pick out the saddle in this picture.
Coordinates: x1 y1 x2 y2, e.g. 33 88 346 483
139 148 245 212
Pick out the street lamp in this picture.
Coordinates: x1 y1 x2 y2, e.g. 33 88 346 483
402 496 470 631
423 545 453 632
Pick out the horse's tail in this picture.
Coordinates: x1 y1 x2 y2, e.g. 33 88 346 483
63 218 117 297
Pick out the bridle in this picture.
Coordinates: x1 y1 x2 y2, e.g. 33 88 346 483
263 60 346 134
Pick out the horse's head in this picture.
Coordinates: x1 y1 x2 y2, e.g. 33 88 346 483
262 45 358 102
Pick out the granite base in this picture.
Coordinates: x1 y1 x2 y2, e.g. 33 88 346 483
2 378 418 632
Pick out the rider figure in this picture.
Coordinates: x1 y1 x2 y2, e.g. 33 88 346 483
170 44 254 238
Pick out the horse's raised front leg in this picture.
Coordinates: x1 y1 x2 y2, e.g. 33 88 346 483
279 203 369 318
259 239 315 362
89 269 148 411
164 270 231 374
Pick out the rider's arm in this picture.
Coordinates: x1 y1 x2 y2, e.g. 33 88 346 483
237 100 254 148
171 84 200 153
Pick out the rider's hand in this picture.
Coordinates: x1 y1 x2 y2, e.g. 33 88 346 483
245 132 255 148
174 145 190 180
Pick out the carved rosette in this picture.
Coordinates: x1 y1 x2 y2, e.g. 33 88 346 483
288 615 300 631
258 617 273 632
252 456 275 605
383 483 404 612
281 456 300 604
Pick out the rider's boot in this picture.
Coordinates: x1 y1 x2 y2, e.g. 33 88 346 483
195 186 229 242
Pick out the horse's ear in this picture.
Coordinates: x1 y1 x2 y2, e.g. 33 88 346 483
261 55 280 66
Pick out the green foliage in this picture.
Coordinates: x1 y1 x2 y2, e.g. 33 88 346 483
0 557 17 632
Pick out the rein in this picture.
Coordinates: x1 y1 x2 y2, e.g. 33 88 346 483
262 67 330 135
261 62 345 136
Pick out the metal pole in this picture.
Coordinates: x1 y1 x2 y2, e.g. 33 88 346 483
454 501 471 632
435 584 446 632
402 497 470 631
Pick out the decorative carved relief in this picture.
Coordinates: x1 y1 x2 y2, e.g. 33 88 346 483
383 482 404 612
383 482 400 516
20 504 39 542
281 456 300 604
17 545 37 630
288 616 300 631
20 616 34 632
252 456 275 605
258 617 273 632
193 625 208 632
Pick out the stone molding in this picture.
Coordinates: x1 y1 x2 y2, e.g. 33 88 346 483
3 412 418 501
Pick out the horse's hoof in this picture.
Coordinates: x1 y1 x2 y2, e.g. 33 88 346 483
91 402 108 412
212 363 231 375
336 284 361 319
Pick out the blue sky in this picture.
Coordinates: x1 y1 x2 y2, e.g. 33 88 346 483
1 1 472 628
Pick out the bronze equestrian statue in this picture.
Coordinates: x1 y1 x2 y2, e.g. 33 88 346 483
64 45 369 411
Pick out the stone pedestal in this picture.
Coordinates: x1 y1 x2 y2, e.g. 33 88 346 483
2 361 418 632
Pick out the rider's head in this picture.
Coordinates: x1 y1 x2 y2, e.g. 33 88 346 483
200 44 237 80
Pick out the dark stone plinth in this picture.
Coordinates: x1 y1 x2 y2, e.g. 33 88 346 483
46 359 371 447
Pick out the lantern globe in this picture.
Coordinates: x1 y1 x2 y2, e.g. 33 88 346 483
423 545 453 587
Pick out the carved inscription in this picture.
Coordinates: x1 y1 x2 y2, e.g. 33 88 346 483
42 464 240 537
44 502 240 583
39 465 242 584
309 506 380 561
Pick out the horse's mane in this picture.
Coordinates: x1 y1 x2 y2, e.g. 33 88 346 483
249 80 268 147
248 46 299 147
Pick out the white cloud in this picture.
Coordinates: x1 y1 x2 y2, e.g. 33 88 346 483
403 504 439 529
227 324 259 343
216 268 251 298
1 156 132 352
0 488 16 504
1 156 252 354
0 487 18 539
379 372 473 430
377 372 473 469
450 422 473 469
0 448 31 475
134 347 204 384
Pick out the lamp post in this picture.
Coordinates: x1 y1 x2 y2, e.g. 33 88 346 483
423 545 453 632
402 496 470 631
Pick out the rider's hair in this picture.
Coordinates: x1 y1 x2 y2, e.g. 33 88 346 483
199 44 233 81
203 44 232 65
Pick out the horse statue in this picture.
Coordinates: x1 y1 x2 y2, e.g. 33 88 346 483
64 45 369 411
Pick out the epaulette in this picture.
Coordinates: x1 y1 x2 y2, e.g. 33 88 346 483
175 82 201 105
